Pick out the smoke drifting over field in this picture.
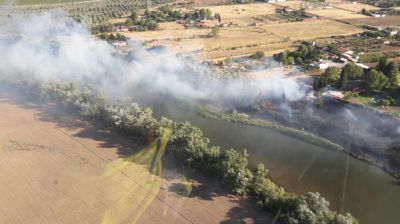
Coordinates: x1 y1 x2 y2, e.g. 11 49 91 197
0 9 305 104
1 8 399 165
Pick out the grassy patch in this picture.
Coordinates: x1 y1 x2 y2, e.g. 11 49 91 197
187 104 344 152
345 95 372 105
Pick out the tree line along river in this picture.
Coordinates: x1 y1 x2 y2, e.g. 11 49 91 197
147 99 400 224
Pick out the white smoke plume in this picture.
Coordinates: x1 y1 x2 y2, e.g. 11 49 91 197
0 9 306 105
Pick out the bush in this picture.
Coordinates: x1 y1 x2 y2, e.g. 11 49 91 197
251 51 265 59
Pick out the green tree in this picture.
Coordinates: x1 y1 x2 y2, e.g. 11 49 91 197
377 57 388 74
386 62 399 78
219 149 252 196
291 192 331 224
313 77 327 90
365 69 388 92
341 63 364 80
339 69 348 90
214 13 221 23
324 66 341 83
199 8 212 20
131 10 139 21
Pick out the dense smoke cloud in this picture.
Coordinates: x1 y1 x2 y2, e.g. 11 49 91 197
0 9 306 104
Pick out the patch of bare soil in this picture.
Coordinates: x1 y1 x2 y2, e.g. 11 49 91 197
0 94 273 224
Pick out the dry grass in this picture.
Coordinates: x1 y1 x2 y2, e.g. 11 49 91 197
343 16 400 27
334 2 378 12
124 28 210 43
197 3 277 19
307 8 369 20
272 0 306 10
192 0 226 7
260 19 363 40
125 18 362 60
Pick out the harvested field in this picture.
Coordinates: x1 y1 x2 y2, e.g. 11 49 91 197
260 19 363 40
307 8 369 20
124 28 210 42
198 3 277 19
334 2 378 12
271 1 306 10
343 16 400 27
126 18 362 59
0 94 272 224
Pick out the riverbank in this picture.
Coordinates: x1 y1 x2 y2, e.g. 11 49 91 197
186 103 344 152
187 100 400 180
0 79 358 224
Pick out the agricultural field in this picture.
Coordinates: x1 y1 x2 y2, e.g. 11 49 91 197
333 2 378 12
343 16 400 27
196 3 277 19
125 18 362 60
0 96 271 224
307 7 369 20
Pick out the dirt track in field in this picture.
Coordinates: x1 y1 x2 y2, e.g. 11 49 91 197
0 95 273 224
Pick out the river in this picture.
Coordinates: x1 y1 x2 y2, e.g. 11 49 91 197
146 99 400 224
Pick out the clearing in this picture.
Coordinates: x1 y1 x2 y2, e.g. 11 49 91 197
0 93 272 224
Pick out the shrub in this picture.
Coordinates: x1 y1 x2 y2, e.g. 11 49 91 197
251 51 265 59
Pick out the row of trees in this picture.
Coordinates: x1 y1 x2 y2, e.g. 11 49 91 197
12 80 358 224
274 43 322 66
314 57 400 93
98 33 127 41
